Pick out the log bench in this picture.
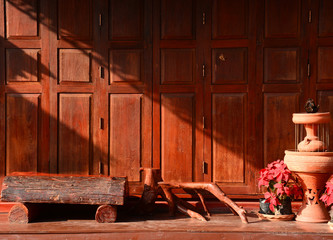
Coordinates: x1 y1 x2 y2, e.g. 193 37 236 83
0 173 127 223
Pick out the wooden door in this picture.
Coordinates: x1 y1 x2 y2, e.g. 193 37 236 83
0 0 50 175
203 0 258 194
312 0 333 151
153 0 204 182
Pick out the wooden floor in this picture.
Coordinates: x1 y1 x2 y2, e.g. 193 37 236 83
0 203 333 240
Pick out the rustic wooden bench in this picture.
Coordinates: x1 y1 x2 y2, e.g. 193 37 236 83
0 173 127 223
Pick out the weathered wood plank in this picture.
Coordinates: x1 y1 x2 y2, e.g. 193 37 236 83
1 174 127 205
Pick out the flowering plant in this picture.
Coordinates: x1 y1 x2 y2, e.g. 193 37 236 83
320 179 333 207
258 159 303 214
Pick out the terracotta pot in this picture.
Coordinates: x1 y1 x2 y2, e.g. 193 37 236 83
284 151 333 222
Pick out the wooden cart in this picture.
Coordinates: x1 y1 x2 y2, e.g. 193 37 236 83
1 173 127 223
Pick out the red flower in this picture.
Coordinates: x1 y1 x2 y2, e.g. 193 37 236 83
264 192 281 212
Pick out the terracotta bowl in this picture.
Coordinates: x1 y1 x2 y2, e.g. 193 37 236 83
284 150 333 173
292 112 330 124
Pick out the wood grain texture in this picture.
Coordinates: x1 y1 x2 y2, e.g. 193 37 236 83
1 174 126 205
212 0 248 39
6 94 39 174
59 49 92 83
5 0 38 38
6 49 40 82
212 94 246 183
161 49 195 84
109 0 143 40
109 94 141 181
318 47 333 83
264 0 300 39
109 49 142 83
58 0 91 39
318 0 333 37
95 205 117 223
160 0 194 39
58 94 92 174
264 48 299 83
161 94 194 182
212 48 247 84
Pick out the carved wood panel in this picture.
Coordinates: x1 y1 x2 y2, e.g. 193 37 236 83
212 48 248 84
212 0 248 39
212 93 246 183
264 48 299 83
161 94 194 182
59 49 92 83
58 0 92 39
5 0 39 38
318 47 333 83
160 0 194 40
109 0 143 40
58 94 92 174
318 91 333 151
109 94 142 181
109 49 143 84
6 49 40 83
264 0 300 39
6 94 40 174
319 0 333 37
161 49 195 84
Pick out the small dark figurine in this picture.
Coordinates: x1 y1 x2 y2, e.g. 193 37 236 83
304 98 319 113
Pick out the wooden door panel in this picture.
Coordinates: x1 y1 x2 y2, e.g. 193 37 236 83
109 94 142 181
318 47 333 83
59 49 92 83
58 94 92 174
264 48 299 83
6 94 39 174
212 93 246 183
319 0 333 37
212 48 247 84
161 49 195 84
161 94 194 182
5 0 38 38
212 0 248 39
109 49 143 84
263 93 299 166
6 48 40 83
264 0 300 39
109 0 143 40
160 0 194 40
58 0 91 39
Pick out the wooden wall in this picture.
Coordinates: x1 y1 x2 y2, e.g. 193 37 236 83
1 0 333 197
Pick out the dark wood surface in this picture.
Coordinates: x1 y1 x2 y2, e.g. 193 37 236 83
1 0 333 198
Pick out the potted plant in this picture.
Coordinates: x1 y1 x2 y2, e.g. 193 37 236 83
257 159 303 220
320 178 333 226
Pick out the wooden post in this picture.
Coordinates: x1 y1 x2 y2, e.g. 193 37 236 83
8 203 39 224
95 205 117 223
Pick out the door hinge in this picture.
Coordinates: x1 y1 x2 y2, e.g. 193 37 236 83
99 13 102 26
307 62 311 77
308 10 312 23
99 66 104 78
202 161 207 174
202 12 206 25
99 118 104 129
202 64 206 77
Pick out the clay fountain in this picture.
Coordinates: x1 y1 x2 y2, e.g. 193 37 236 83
284 99 333 222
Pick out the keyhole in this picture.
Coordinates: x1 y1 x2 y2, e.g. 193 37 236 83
219 54 226 61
